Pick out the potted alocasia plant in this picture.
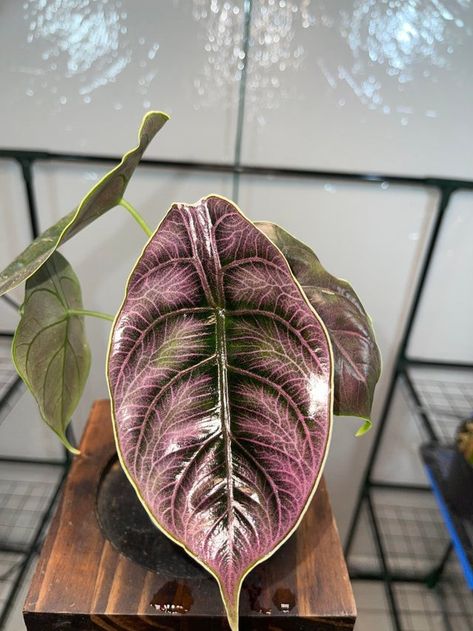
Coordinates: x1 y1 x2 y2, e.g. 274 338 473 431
0 112 380 631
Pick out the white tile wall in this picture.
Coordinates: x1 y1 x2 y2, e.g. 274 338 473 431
242 0 473 179
409 191 473 362
0 0 242 161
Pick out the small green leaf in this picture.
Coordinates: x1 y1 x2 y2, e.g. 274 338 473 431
0 111 169 297
355 419 372 437
12 252 91 453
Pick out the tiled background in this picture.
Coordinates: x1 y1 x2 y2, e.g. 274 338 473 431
0 1 472 629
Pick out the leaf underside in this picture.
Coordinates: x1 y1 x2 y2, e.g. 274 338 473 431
108 196 332 631
0 111 169 297
256 221 381 427
12 252 90 453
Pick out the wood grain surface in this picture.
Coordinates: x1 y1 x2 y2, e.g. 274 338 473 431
24 400 356 630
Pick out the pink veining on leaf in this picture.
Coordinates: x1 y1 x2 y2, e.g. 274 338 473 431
107 196 332 629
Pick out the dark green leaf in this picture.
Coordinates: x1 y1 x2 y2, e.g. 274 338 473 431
256 221 381 429
0 111 169 297
12 252 91 453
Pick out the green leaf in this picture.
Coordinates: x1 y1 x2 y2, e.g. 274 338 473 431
355 419 372 437
256 221 381 426
12 252 91 453
0 111 169 297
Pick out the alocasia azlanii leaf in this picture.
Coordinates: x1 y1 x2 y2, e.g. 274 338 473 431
107 196 333 631
0 111 169 297
256 221 381 431
12 252 91 453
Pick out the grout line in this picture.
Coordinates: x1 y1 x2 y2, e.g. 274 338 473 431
232 0 253 203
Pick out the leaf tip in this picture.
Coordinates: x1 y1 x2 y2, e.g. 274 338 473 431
355 419 372 437
224 600 239 631
219 583 240 631
147 110 170 122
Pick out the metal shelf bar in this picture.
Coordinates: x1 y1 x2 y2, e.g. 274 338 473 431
365 492 403 631
1 148 473 190
405 358 473 370
345 187 454 560
370 481 431 492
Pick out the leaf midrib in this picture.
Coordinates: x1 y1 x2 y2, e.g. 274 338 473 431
215 305 235 552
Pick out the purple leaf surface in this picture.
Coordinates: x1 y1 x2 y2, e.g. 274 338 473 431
256 221 381 431
107 196 333 630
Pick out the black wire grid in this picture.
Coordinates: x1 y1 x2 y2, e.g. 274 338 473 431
395 564 473 631
1 6 473 624
0 454 67 629
406 372 473 444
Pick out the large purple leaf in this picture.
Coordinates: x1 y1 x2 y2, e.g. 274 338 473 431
107 196 333 631
256 221 381 433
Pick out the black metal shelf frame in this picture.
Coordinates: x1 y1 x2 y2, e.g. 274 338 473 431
343 176 473 628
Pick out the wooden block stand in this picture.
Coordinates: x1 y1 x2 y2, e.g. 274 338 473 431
24 400 356 630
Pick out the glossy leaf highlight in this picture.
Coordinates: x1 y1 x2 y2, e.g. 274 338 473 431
256 221 381 426
0 111 169 297
12 252 91 453
108 196 333 631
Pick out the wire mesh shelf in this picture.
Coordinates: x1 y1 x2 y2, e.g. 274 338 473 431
403 367 473 444
354 557 473 631
373 488 451 576
394 557 473 631
0 463 61 553
0 461 64 629
0 340 23 428
0 553 24 615
349 488 452 578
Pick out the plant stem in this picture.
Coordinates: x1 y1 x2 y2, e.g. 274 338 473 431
68 309 114 322
119 198 153 237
